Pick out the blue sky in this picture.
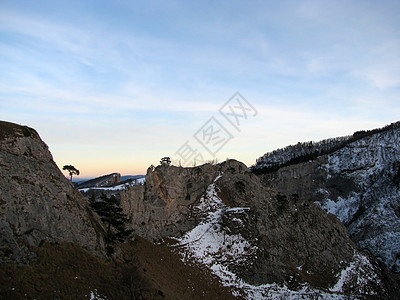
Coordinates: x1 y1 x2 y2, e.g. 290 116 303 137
1 0 399 177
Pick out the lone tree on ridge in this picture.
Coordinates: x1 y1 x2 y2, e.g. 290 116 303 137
160 157 171 166
63 165 80 181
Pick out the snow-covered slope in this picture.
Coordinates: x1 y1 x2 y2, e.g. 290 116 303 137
172 174 394 299
255 123 400 273
319 127 400 273
252 122 399 174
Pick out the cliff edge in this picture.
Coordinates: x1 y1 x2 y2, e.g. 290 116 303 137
0 121 104 263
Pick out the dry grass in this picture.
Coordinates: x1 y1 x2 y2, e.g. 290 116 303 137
0 236 236 299
0 243 137 299
130 235 236 300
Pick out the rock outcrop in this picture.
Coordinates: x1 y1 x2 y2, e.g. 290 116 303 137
256 125 400 273
0 121 104 263
122 159 399 298
121 163 220 240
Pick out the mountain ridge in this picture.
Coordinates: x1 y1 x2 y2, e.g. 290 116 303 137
255 121 400 274
252 121 400 174
1 120 399 298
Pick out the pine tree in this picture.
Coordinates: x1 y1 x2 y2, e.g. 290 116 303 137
62 165 80 181
89 194 133 256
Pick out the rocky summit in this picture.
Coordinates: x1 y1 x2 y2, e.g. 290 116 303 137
1 120 400 299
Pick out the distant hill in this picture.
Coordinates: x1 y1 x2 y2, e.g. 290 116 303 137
252 121 400 174
77 174 145 189
76 173 121 189
77 174 145 201
121 175 145 182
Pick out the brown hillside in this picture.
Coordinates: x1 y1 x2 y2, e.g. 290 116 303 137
0 236 236 299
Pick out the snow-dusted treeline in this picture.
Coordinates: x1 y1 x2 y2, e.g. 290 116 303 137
252 121 400 174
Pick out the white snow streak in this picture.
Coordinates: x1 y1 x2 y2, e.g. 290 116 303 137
89 289 107 300
174 175 367 299
330 252 381 295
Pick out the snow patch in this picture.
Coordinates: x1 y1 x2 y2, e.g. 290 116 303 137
89 289 107 300
319 194 360 224
175 175 357 299
178 176 255 266
330 252 381 295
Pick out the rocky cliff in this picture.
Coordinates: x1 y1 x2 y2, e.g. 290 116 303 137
3 120 398 298
121 159 399 298
256 124 400 274
0 121 104 263
120 163 220 240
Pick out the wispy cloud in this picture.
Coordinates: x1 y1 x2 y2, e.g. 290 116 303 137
354 40 400 89
1 1 399 175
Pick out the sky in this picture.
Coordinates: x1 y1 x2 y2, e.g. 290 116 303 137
1 0 399 178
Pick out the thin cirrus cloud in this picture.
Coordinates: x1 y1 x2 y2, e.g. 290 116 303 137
356 40 400 89
0 8 234 113
0 0 400 177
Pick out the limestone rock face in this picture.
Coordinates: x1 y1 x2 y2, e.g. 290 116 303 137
121 163 219 240
0 121 104 263
257 127 400 273
213 162 356 288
